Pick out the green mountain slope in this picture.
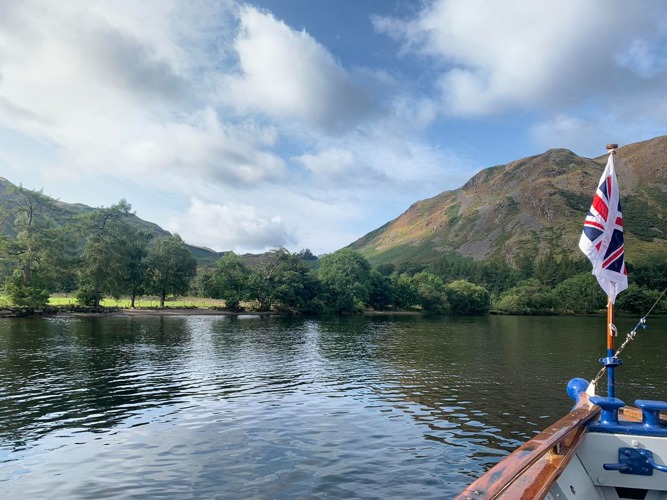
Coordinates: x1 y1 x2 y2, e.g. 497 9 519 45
0 177 223 267
351 136 667 267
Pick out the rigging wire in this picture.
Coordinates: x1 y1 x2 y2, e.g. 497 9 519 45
591 286 667 389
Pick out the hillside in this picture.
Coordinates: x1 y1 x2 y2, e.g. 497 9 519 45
0 177 223 267
351 136 667 267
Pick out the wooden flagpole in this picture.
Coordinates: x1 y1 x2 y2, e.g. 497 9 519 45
605 143 618 398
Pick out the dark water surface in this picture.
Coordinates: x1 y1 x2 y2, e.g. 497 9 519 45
1 314 665 499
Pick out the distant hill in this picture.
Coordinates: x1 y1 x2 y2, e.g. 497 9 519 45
0 177 223 267
351 136 667 268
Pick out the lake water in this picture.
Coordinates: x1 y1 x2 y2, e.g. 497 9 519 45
1 314 666 499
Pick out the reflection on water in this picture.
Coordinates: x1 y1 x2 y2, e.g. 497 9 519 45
0 314 665 498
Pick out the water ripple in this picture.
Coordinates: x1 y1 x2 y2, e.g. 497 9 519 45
1 315 665 498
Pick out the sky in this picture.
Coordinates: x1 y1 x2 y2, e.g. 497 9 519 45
1 0 666 255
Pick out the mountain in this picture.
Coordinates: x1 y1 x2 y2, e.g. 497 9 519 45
351 136 667 268
0 176 223 267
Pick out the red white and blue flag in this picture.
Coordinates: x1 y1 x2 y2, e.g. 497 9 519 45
578 152 628 303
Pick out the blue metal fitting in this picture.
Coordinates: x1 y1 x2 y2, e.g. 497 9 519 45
590 396 625 426
599 356 623 367
566 378 590 404
635 400 667 431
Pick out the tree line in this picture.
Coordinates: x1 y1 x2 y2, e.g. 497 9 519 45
0 187 197 309
0 184 664 316
424 249 666 315
194 247 491 315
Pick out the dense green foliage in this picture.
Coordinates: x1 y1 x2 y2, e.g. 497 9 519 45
203 252 252 312
0 185 74 306
0 185 664 317
445 280 491 315
0 191 200 309
77 200 141 306
198 248 322 314
318 248 373 313
147 235 197 307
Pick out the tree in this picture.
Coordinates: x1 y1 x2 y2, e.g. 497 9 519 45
297 248 318 261
246 248 291 311
445 280 491 315
124 231 151 308
550 273 606 314
629 255 667 292
318 248 372 313
4 269 51 307
616 284 666 315
430 253 477 283
376 263 395 277
475 260 520 295
209 252 250 312
411 272 449 313
396 261 424 277
76 199 137 307
494 279 553 315
147 234 197 307
390 273 418 310
367 270 393 310
264 248 321 314
0 185 73 307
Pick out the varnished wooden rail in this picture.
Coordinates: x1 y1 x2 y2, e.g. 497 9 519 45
455 397 600 500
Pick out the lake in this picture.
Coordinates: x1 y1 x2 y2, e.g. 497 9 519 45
1 314 666 499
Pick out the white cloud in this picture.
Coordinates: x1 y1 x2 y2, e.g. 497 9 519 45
530 114 608 157
530 110 667 159
298 148 355 179
167 198 296 253
374 0 667 116
120 108 287 186
223 6 376 131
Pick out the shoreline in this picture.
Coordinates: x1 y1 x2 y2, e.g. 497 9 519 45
0 305 424 319
112 308 274 317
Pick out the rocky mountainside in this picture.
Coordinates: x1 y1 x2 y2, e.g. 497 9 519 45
351 136 667 267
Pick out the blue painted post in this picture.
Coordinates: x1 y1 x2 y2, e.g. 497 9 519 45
607 347 615 398
606 298 616 398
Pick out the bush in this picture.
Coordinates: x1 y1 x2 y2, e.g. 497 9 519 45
445 280 491 315
494 279 554 314
75 286 100 306
4 270 50 308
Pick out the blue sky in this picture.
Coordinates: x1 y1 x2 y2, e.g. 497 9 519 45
1 0 666 255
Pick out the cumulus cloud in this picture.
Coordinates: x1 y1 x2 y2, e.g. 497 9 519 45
120 108 287 186
224 6 376 131
167 198 296 253
374 0 667 116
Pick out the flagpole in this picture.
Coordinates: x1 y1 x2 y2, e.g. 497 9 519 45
605 143 619 399
580 141 627 398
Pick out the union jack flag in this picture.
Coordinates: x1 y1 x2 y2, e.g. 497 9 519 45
578 151 627 303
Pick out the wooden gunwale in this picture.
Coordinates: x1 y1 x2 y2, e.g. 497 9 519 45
455 396 600 500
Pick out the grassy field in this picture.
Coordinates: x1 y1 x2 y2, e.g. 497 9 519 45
46 295 227 309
